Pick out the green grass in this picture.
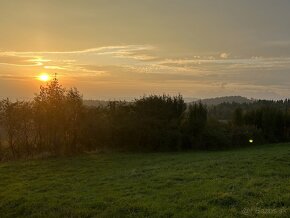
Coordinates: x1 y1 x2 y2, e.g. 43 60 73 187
0 144 289 218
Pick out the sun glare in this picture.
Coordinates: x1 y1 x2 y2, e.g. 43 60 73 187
38 74 50 82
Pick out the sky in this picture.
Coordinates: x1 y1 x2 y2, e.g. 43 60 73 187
1 0 290 100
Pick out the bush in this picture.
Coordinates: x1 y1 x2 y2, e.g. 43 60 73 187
201 119 231 150
230 125 264 147
1 78 290 160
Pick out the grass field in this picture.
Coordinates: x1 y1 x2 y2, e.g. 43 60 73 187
0 144 289 218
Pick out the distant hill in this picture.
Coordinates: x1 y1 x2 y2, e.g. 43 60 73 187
183 97 198 103
84 96 253 107
194 96 253 106
83 100 132 107
83 100 110 107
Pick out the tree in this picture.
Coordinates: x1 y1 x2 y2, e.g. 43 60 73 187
181 102 207 148
0 99 34 158
233 107 243 126
33 77 84 154
134 94 186 151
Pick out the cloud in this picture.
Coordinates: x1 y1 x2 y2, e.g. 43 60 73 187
264 40 290 47
0 45 157 71
158 56 290 73
2 46 290 78
2 45 290 100
1 45 155 58
0 54 41 66
220 52 230 59
0 74 30 80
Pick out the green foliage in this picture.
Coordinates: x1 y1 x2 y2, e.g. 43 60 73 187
33 78 84 155
202 119 231 149
0 100 34 158
0 78 83 159
208 99 290 120
243 106 289 142
1 79 290 160
134 95 186 151
233 107 243 126
230 125 264 147
181 102 208 149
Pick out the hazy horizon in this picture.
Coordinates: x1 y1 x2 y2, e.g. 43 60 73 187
1 0 290 100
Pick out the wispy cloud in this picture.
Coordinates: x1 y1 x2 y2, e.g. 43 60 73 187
0 54 42 67
1 45 155 58
220 52 230 59
0 45 157 72
2 45 290 99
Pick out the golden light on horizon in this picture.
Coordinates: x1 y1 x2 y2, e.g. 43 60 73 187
38 73 51 82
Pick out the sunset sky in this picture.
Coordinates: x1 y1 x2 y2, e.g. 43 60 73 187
1 0 290 100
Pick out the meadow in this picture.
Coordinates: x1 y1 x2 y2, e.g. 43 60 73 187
0 143 289 218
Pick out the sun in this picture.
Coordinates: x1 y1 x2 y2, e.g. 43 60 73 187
38 73 51 82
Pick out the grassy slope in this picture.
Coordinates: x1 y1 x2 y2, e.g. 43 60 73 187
0 144 289 218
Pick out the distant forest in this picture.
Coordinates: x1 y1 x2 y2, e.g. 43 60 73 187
1 78 290 160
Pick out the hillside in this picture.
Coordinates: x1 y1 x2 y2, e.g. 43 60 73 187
83 96 251 107
196 96 253 106
0 143 289 218
83 100 110 107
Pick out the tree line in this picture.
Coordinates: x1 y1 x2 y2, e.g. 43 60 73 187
208 99 290 120
1 78 290 160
